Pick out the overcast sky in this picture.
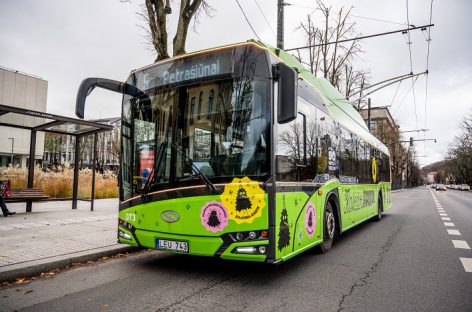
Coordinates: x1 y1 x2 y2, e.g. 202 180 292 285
1 0 470 167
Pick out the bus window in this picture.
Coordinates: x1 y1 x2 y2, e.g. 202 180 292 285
276 112 306 181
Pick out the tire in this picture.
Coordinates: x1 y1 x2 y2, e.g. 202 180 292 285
374 194 382 222
318 200 336 253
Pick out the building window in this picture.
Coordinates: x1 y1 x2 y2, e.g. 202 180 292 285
197 92 203 120
190 97 195 124
207 89 214 119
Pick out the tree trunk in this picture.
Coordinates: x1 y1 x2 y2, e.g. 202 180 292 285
173 0 203 56
146 0 170 61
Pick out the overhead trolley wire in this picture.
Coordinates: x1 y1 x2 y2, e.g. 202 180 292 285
405 0 419 134
290 4 407 26
285 24 433 51
392 75 420 115
254 0 277 39
389 80 403 107
424 0 433 129
235 0 262 41
423 0 433 157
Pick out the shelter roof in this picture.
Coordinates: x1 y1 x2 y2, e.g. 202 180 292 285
0 104 113 136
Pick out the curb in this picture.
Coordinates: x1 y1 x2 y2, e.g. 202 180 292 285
0 245 138 283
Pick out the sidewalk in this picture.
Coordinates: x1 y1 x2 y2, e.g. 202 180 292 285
0 199 135 282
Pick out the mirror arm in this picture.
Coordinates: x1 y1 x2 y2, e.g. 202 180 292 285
76 78 145 119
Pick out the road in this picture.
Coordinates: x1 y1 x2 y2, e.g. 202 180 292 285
1 188 471 312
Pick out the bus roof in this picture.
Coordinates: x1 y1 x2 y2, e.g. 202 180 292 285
255 40 389 156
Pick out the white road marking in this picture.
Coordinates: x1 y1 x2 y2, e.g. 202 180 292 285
452 240 470 249
444 222 455 227
440 213 448 216
460 258 472 272
447 229 461 236
442 217 451 221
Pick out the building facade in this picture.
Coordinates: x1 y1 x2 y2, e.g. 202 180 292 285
0 66 47 167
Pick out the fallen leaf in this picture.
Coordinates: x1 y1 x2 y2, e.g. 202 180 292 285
24 290 33 294
15 278 29 284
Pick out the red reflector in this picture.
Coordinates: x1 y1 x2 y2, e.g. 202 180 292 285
261 230 268 237
119 219 124 224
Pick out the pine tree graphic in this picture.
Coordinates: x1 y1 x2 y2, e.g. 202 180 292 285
207 210 221 228
278 196 291 251
235 186 252 212
308 211 313 228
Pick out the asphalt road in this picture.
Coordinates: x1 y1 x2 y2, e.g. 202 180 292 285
1 187 471 312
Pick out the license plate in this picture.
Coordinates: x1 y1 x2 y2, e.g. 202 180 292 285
156 239 189 253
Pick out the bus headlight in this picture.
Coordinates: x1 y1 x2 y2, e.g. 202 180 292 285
233 246 267 254
235 247 257 254
119 230 132 240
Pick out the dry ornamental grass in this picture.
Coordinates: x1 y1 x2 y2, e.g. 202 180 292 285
0 165 118 199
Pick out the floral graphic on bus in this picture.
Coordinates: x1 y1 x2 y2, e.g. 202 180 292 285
305 203 316 237
200 201 228 232
220 177 266 224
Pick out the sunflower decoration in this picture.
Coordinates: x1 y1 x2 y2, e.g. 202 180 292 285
220 177 266 224
372 157 377 183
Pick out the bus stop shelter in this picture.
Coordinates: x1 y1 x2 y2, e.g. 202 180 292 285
0 104 113 212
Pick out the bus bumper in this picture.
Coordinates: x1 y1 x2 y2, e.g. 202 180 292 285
118 227 268 262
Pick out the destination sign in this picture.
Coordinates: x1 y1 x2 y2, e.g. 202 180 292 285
136 49 234 90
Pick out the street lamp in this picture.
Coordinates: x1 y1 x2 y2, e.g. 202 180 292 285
7 137 14 166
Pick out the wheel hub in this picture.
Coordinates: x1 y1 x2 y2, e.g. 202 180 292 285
326 212 335 239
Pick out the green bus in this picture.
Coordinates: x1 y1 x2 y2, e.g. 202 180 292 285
76 41 391 264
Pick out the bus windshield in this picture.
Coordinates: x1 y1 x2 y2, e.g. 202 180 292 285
121 77 270 199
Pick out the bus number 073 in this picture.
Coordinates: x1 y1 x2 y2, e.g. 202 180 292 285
125 213 136 222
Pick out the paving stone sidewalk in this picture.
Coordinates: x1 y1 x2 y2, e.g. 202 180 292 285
0 199 133 282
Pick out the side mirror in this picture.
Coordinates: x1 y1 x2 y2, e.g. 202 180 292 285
274 63 298 124
76 78 145 119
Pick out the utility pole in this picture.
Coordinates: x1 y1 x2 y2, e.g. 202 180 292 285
277 0 286 49
8 137 14 166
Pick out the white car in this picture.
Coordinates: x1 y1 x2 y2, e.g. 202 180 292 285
460 184 470 191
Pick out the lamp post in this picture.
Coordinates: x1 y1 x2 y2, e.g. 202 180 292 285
7 137 14 166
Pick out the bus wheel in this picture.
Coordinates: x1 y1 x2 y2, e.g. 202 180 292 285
374 194 383 222
319 201 336 253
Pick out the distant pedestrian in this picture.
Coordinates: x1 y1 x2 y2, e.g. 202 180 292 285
0 180 15 217
0 195 15 217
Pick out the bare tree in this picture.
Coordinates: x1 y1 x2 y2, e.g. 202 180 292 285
295 1 369 100
141 0 212 62
447 110 472 185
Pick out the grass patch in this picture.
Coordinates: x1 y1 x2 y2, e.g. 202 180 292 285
0 165 118 199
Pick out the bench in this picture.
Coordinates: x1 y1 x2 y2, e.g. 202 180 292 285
5 188 50 203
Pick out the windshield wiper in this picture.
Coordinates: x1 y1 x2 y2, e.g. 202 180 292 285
170 142 221 194
141 140 168 200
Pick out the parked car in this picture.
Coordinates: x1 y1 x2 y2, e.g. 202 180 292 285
436 184 446 191
431 184 436 189
460 184 470 191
